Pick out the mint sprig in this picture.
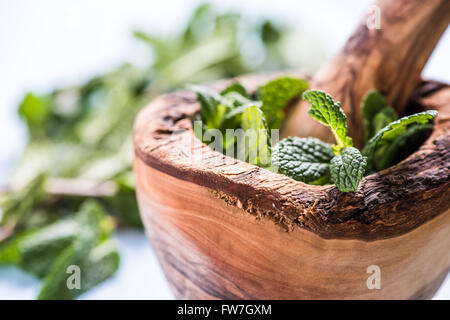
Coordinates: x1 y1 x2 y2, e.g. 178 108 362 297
277 90 436 192
303 90 353 154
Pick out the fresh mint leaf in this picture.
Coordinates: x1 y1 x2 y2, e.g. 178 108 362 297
361 89 398 141
362 110 437 170
222 91 258 107
37 239 119 300
0 173 47 228
219 96 262 129
189 84 230 129
221 81 249 97
303 90 353 154
260 77 308 129
18 93 51 135
373 123 433 171
330 147 367 192
37 201 119 300
0 229 37 265
372 107 398 136
272 137 333 184
241 106 271 167
18 219 80 278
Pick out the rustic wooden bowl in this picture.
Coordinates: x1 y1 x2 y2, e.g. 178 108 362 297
133 0 450 299
133 73 450 299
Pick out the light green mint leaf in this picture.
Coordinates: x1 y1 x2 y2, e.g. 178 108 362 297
241 106 271 167
361 89 398 142
272 137 333 184
221 81 249 97
303 90 353 154
18 93 51 134
330 147 367 192
362 110 437 170
0 229 37 265
219 95 262 129
260 77 309 129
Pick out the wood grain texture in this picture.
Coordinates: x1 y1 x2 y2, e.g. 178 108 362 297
283 0 450 147
135 158 450 299
133 73 450 299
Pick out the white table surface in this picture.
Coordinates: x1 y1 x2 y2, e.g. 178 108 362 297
0 0 449 300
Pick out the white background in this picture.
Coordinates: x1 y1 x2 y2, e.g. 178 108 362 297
0 0 449 299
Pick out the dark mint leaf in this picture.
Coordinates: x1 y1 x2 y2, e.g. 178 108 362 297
361 89 398 142
330 147 367 192
37 239 119 300
372 107 398 136
18 219 80 278
303 90 353 153
272 137 333 184
373 123 433 171
362 110 437 170
260 77 308 128
37 201 119 300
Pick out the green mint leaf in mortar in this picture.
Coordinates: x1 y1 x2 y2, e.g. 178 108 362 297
272 137 333 184
372 108 398 137
373 123 433 171
241 105 271 167
330 147 367 192
221 81 249 98
361 89 398 142
362 110 437 170
189 84 232 129
260 77 309 129
303 90 353 154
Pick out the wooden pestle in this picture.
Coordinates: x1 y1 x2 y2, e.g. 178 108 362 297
283 0 450 147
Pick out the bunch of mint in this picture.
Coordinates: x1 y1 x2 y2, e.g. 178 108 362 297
193 77 437 192
191 77 309 167
0 199 118 299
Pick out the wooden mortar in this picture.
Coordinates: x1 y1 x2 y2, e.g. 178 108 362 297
133 0 450 299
